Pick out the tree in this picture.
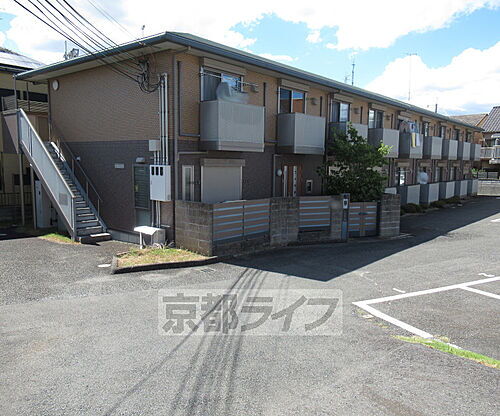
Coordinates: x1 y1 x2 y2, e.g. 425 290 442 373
318 124 390 202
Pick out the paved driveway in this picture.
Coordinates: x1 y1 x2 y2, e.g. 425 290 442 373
1 197 499 415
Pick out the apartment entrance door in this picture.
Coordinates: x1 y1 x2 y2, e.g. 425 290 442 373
282 164 302 197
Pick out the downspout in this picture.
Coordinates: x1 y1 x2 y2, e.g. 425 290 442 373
171 47 190 242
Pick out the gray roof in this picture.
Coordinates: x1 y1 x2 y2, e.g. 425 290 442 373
16 31 481 131
0 49 45 71
450 113 487 127
482 106 500 133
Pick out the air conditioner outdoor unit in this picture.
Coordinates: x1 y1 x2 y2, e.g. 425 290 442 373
150 164 171 201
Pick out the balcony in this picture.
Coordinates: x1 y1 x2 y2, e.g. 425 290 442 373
458 141 471 160
455 180 468 197
441 139 458 160
329 122 368 139
367 128 399 158
397 184 421 205
200 100 265 152
420 183 440 204
422 136 443 159
467 179 478 195
470 143 481 161
480 146 493 159
398 132 423 159
1 95 48 113
277 113 326 155
491 145 500 164
439 181 456 199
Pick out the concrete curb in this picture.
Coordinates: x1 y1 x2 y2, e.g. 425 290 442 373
110 255 220 274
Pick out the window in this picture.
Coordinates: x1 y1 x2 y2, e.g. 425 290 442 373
449 167 456 181
201 69 241 101
422 122 430 137
454 129 460 141
368 109 383 129
466 131 472 142
279 87 305 113
434 166 443 182
396 167 407 186
331 101 350 123
440 126 447 139
182 165 195 201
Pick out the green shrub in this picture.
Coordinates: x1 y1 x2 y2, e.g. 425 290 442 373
420 203 429 211
402 203 418 213
431 200 446 208
445 196 461 204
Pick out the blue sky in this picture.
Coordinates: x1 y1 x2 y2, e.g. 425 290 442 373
1 0 499 114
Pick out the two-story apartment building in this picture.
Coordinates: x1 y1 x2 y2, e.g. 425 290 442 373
0 48 47 221
10 32 481 242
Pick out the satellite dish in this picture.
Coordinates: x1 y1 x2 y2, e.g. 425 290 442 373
418 171 429 185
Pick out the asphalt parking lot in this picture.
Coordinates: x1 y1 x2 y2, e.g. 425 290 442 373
0 196 499 415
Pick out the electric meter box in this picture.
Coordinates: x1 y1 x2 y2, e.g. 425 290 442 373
150 164 172 201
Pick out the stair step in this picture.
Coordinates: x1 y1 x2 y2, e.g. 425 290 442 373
77 220 99 228
78 232 111 244
76 212 95 219
77 226 103 236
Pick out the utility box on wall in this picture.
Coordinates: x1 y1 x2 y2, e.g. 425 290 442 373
150 165 171 201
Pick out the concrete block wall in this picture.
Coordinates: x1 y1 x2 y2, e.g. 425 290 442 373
379 194 401 238
175 201 214 256
269 197 299 246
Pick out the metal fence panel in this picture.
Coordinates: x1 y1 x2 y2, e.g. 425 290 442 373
299 196 331 231
348 202 378 237
213 201 244 242
243 199 270 236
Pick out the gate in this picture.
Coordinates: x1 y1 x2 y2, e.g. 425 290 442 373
348 202 378 237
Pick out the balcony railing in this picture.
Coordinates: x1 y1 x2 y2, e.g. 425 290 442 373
200 100 265 152
480 147 493 159
398 132 423 159
442 139 458 160
367 128 399 158
470 143 481 161
458 141 471 160
329 122 368 140
422 136 443 159
277 113 326 155
1 95 48 113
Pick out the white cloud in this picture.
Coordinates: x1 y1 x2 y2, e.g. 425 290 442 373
306 30 322 44
1 0 500 63
258 53 296 63
365 42 500 114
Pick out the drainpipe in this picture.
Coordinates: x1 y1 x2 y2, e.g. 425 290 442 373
170 47 190 242
13 75 18 109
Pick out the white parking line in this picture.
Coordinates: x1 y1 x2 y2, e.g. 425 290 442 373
353 276 500 338
461 286 500 300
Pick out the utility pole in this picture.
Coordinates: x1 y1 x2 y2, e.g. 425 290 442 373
351 59 355 86
406 52 417 101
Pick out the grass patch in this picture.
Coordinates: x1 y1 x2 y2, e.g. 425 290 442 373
39 232 74 244
395 336 500 369
117 247 207 267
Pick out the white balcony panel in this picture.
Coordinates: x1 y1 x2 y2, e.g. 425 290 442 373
468 179 478 195
200 100 265 152
368 128 399 158
470 144 481 161
455 180 468 197
330 122 368 139
398 184 420 205
277 113 326 154
442 139 458 160
420 183 440 204
439 181 456 199
423 136 443 159
399 133 423 159
458 141 471 160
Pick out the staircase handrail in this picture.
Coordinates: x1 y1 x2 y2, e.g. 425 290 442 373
16 108 77 237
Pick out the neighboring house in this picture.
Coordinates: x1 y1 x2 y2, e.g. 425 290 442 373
9 32 482 243
453 107 500 172
0 48 48 221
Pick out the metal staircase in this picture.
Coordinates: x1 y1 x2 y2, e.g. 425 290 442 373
16 108 110 243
